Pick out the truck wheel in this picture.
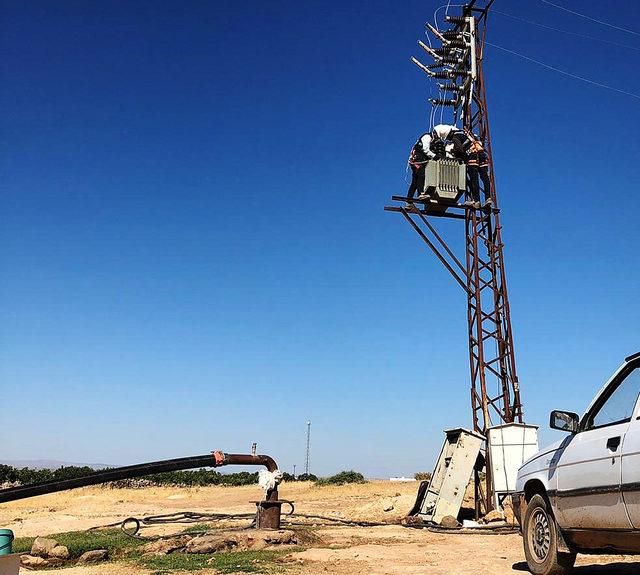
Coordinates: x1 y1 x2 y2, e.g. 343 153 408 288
523 494 576 575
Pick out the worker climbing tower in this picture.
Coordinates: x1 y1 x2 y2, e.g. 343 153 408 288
386 0 531 513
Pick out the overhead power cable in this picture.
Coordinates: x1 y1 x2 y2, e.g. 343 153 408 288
539 0 640 38
494 10 640 52
485 41 640 101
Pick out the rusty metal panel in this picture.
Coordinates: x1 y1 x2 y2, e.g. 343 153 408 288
415 428 484 524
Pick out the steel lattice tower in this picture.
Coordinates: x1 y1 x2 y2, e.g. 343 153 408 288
386 0 523 438
304 421 311 476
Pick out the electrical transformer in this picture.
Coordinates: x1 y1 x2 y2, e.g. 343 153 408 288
425 159 466 201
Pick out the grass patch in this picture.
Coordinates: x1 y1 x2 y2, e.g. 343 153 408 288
133 549 288 574
13 528 144 559
13 528 299 574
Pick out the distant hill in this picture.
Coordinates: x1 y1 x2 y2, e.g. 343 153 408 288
0 459 111 470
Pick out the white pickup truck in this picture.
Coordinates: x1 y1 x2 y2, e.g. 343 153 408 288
514 352 640 575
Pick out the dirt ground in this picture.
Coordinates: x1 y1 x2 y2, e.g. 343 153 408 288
2 480 639 574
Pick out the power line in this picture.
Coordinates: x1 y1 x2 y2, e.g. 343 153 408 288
485 41 640 101
538 0 640 38
494 10 640 52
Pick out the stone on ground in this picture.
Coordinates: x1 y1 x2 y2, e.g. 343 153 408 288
77 549 109 564
185 529 297 554
483 509 505 523
31 537 59 557
20 555 49 569
439 515 460 529
140 535 192 556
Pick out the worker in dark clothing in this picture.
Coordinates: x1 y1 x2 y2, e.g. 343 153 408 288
432 124 492 208
406 133 435 206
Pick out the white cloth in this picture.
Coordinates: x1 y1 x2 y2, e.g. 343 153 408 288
258 469 283 496
418 133 436 159
432 123 458 140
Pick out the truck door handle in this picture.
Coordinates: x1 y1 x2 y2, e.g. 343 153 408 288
606 436 621 451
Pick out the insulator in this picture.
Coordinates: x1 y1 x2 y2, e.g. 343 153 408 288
440 57 464 66
431 70 466 79
438 83 464 93
429 98 459 107
426 23 448 43
410 56 434 77
436 68 469 79
433 47 457 56
445 15 468 25
417 40 440 60
446 41 467 49
442 30 464 39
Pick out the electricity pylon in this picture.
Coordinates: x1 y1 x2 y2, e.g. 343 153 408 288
386 0 523 511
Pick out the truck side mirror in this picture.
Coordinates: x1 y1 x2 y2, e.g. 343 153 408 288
550 410 580 433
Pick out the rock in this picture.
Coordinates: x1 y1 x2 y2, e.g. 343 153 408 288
483 509 505 523
31 537 59 558
139 536 192 556
439 515 460 529
185 530 297 554
77 550 109 564
49 545 70 559
236 534 268 550
244 529 296 547
381 498 395 512
20 555 50 568
185 534 238 554
503 500 516 525
401 515 423 526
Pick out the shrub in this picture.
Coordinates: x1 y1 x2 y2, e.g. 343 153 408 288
414 472 432 481
0 465 260 489
315 470 366 486
295 473 318 482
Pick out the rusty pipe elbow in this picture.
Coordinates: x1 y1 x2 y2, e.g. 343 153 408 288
213 452 278 472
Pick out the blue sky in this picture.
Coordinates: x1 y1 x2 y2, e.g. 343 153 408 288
1 0 639 478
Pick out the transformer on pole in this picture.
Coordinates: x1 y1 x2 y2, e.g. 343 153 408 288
386 0 524 513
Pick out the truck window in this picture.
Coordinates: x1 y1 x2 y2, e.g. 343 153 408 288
587 366 640 429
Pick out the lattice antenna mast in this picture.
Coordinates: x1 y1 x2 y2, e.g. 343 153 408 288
304 421 311 475
388 0 523 436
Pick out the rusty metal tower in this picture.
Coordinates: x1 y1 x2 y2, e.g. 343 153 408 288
385 0 523 437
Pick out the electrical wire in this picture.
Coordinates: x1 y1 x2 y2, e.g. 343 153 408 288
407 524 520 535
91 509 390 541
485 41 640 101
91 510 519 541
538 0 640 38
494 10 640 52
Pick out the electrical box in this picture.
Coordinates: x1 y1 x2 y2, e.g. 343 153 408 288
488 423 539 507
412 428 484 524
425 159 466 201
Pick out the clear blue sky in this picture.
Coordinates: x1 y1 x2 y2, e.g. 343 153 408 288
1 0 639 478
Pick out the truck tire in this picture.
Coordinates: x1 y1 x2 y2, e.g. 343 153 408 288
523 494 576 575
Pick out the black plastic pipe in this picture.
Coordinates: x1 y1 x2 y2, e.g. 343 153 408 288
0 452 278 504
